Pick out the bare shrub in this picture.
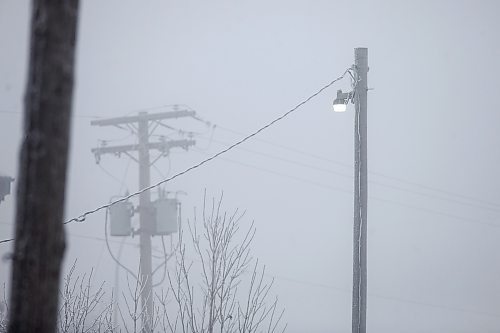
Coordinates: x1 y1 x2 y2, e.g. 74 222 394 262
58 261 115 333
163 194 286 333
117 267 161 333
1 195 286 333
0 285 7 333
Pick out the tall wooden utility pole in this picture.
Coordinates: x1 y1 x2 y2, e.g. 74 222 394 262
137 114 153 328
91 110 196 330
9 1 79 332
352 47 368 333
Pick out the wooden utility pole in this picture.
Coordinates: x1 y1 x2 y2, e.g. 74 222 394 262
91 110 196 330
8 1 79 332
352 47 368 333
138 114 154 328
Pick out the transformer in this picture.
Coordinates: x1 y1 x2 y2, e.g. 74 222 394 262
0 176 13 202
109 201 133 236
154 198 178 235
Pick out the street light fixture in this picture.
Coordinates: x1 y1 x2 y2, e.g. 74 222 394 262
332 89 353 112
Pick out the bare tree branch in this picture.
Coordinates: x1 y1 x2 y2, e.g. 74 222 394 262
163 193 286 333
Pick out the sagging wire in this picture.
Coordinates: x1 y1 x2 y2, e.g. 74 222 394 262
119 159 132 195
152 155 171 180
152 235 173 287
104 207 138 280
95 134 135 194
0 68 353 245
97 131 134 145
152 200 182 287
194 124 217 152
65 69 352 225
97 163 126 188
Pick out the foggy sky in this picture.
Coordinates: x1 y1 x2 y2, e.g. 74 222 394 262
1 0 500 332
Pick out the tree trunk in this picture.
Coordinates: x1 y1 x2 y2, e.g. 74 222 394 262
8 1 79 332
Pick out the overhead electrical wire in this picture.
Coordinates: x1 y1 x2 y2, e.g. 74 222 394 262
208 124 500 210
152 155 171 180
1 71 355 295
7 98 498 209
152 235 177 287
4 86 500 322
190 148 500 229
104 207 138 280
97 163 129 189
0 67 498 246
0 104 192 120
0 238 13 244
272 273 500 319
59 68 352 226
193 132 500 214
0 109 103 119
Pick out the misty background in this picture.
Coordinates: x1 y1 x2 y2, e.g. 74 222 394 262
1 0 500 332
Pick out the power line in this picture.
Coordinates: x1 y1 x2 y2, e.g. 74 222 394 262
0 109 103 119
68 232 166 257
0 69 352 244
211 124 500 210
0 223 165 253
194 135 500 214
190 147 353 194
68 232 138 248
189 148 500 229
273 274 500 319
8 98 498 210
62 69 352 225
97 163 128 189
95 155 132 195
104 208 138 280
0 104 198 120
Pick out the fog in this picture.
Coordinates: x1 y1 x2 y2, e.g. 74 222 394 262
1 0 500 332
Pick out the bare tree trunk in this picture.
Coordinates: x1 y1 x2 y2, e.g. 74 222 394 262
8 1 79 332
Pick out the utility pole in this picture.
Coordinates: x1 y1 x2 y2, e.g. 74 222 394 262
91 110 196 330
9 1 79 332
352 47 368 333
138 114 153 326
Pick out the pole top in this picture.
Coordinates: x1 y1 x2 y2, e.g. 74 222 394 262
354 47 368 56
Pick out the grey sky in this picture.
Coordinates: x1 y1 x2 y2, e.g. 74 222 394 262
1 0 500 331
